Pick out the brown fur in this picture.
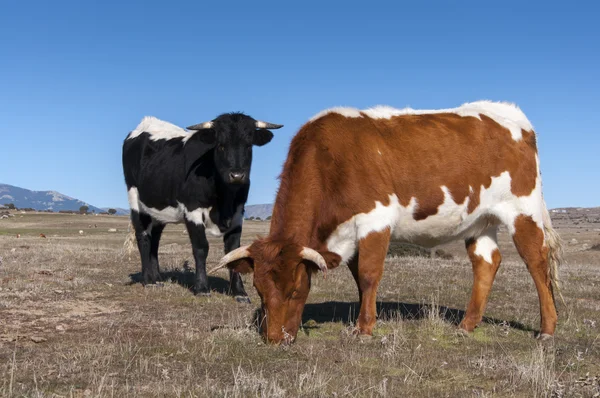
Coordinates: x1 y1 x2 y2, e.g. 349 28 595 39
459 239 502 332
227 109 555 343
512 215 558 336
354 228 391 335
270 112 538 249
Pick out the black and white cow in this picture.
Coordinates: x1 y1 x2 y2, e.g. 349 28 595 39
122 113 282 301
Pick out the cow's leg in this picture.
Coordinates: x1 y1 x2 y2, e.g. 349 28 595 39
148 223 165 282
355 228 391 335
185 221 210 296
223 226 250 303
459 227 502 332
512 215 557 339
347 254 361 303
131 211 158 285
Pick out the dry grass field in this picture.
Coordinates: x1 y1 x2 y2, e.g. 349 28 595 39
1 211 599 397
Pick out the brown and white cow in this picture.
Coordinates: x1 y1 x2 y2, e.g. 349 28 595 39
214 100 563 344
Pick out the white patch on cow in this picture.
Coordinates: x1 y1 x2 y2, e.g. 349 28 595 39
183 207 206 226
128 186 244 238
326 167 546 265
309 107 362 122
309 101 533 141
509 156 545 234
127 116 194 141
473 228 499 264
128 187 140 212
203 210 223 236
184 207 221 236
139 201 185 224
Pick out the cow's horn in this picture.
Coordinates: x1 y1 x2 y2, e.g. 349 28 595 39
186 121 214 130
208 245 251 274
300 247 328 274
255 121 283 129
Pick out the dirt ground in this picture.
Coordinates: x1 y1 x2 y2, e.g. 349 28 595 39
1 210 599 397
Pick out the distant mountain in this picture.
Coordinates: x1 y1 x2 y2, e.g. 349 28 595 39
244 203 273 220
0 183 110 213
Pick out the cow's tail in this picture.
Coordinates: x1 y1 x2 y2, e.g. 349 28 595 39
122 221 137 260
542 200 566 307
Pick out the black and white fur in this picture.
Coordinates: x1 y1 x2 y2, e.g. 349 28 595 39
122 113 282 300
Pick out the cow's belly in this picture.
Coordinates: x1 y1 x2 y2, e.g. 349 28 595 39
139 202 226 237
185 204 245 237
128 187 242 237
326 187 498 265
139 200 185 224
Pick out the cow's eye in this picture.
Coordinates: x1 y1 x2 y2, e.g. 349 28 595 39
218 145 225 152
291 290 298 299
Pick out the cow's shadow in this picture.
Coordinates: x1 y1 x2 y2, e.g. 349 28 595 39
252 301 534 334
127 261 231 295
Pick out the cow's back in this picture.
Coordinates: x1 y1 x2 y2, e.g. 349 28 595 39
287 105 541 252
307 111 538 214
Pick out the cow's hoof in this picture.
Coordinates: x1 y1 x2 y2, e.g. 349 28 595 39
235 296 251 304
193 285 210 296
457 327 470 336
536 333 554 341
358 334 374 342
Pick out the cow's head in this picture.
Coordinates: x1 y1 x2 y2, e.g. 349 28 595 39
186 113 282 184
213 238 341 344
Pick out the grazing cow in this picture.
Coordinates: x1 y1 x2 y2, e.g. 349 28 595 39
39 233 46 238
123 113 282 300
216 101 563 343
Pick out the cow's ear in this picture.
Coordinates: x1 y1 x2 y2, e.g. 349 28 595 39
302 250 342 275
227 258 254 274
196 129 216 145
184 131 216 177
319 251 342 270
253 129 274 146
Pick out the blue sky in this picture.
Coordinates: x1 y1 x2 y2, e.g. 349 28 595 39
0 1 598 209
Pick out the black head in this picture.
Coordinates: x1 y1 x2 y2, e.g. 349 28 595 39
185 113 282 184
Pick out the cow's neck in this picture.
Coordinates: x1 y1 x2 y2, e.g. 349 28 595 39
215 178 247 218
269 145 324 249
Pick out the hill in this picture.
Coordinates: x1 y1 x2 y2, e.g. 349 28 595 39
244 203 273 219
0 183 116 214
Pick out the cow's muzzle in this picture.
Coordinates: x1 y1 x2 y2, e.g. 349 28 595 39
228 171 247 184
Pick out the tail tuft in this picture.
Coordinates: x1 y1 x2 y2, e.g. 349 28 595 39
122 221 137 260
542 201 566 307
